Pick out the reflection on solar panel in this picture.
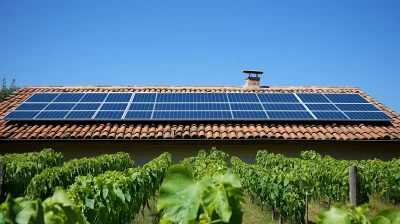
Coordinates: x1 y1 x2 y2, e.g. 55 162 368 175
3 92 393 121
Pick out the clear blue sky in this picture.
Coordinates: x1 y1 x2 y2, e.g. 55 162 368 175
1 1 399 112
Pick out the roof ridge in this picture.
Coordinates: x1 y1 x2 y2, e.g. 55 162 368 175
20 85 360 90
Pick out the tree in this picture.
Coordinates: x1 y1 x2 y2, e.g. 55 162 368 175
0 78 19 102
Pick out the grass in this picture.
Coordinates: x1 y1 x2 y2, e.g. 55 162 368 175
131 194 400 224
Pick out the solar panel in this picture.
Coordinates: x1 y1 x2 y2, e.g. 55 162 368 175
129 103 155 110
36 111 69 119
153 111 232 119
80 93 108 102
230 103 263 110
313 112 348 120
297 94 330 103
324 94 369 103
15 103 48 111
267 111 314 119
26 93 59 102
53 93 85 102
73 103 101 110
4 111 40 119
306 104 338 111
105 93 132 102
263 104 306 111
100 103 128 110
3 92 393 121
227 93 259 102
125 111 152 119
344 112 392 120
335 104 380 111
94 111 124 119
66 111 96 119
258 93 299 103
45 103 76 110
232 111 267 119
155 103 230 111
132 93 157 102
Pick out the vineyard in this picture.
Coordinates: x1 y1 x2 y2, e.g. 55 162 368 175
0 148 399 224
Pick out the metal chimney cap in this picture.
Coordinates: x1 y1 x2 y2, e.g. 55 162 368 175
243 70 263 75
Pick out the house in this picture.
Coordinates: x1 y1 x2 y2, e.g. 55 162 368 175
0 75 399 165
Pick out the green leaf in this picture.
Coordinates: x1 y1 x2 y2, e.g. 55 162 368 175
202 181 231 222
317 205 351 224
157 165 212 224
371 208 400 224
85 198 95 209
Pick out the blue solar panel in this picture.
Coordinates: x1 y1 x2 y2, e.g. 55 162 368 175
26 93 59 102
129 103 155 110
105 93 132 102
53 93 85 102
232 111 267 119
227 93 259 102
257 93 299 103
335 104 379 111
4 92 392 121
124 111 152 119
36 111 69 119
344 112 392 120
153 111 232 119
268 111 314 119
4 111 40 119
313 112 348 120
66 111 96 119
324 94 369 103
73 103 101 110
306 104 338 111
157 93 228 102
132 93 157 102
94 111 124 119
100 103 128 110
80 93 108 102
45 103 76 110
230 103 264 110
263 104 306 111
155 103 230 110
15 103 48 111
297 94 330 103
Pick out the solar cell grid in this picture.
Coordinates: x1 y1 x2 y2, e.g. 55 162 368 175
335 104 379 111
344 112 392 120
73 103 101 111
36 111 69 119
313 112 348 120
105 93 132 102
267 111 314 119
232 111 267 119
153 111 232 119
15 103 48 111
324 94 369 103
155 103 230 111
257 93 299 103
306 104 338 111
80 93 108 102
45 103 76 111
297 94 330 103
26 93 59 102
132 93 156 102
229 103 264 110
263 104 306 111
94 111 124 119
129 103 155 110
125 111 152 119
100 103 128 110
4 111 40 119
227 93 259 102
53 93 85 102
66 111 96 119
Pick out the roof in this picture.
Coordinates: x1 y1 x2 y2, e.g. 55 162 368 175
0 85 399 141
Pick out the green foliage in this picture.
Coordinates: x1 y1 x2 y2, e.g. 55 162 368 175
0 188 85 224
317 204 400 224
180 147 229 179
67 152 172 224
0 78 19 103
0 149 63 197
157 164 245 224
26 152 134 200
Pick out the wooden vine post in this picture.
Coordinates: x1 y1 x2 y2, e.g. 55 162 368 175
349 166 358 206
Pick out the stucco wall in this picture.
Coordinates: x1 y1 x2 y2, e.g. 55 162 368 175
1 140 399 166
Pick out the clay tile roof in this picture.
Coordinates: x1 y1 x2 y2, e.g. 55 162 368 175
0 86 399 141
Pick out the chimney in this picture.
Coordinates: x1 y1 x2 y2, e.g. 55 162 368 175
243 70 263 89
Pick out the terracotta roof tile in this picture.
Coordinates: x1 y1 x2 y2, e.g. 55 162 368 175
0 86 399 141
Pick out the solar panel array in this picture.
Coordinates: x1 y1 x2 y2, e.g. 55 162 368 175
3 92 393 121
